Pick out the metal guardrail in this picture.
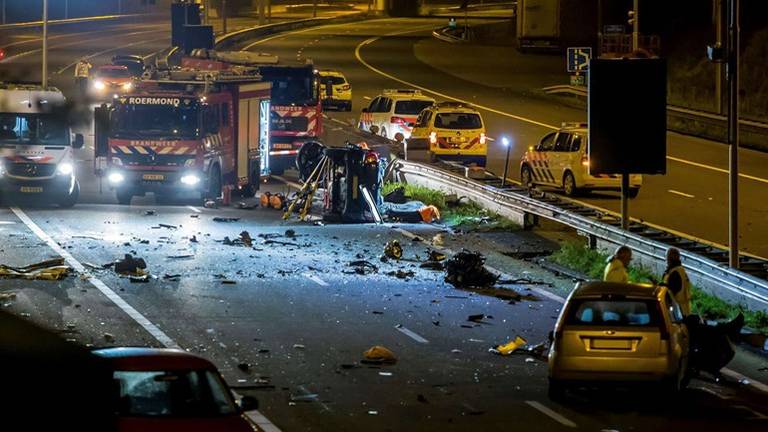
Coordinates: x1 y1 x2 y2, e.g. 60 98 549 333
390 158 768 310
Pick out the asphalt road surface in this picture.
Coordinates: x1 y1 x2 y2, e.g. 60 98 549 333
1 14 768 432
238 17 768 259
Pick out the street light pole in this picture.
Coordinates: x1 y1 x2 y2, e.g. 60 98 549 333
42 0 48 88
501 137 511 187
222 0 227 34
632 0 639 51
727 0 740 268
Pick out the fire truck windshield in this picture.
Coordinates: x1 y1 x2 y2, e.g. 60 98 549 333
0 113 69 146
259 66 318 106
111 102 199 139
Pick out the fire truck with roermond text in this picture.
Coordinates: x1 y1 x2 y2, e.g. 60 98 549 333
94 68 271 205
183 51 322 175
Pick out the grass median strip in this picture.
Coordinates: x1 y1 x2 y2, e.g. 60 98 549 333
551 242 768 334
381 182 518 231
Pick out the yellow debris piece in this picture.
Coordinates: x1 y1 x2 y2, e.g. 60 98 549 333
0 258 71 280
493 335 528 356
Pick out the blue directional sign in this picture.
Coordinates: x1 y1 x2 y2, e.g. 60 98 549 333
567 47 592 73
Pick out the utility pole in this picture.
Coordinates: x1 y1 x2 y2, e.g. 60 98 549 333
258 0 265 26
727 0 740 268
632 0 639 51
267 0 271 23
42 0 48 88
313 0 318 18
117 0 122 14
714 0 724 114
64 0 68 19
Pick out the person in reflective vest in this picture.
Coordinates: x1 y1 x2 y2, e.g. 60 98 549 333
661 247 692 315
603 245 632 283
74 58 92 96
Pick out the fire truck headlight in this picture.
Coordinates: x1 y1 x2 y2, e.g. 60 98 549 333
122 82 133 91
184 159 196 167
108 172 124 184
181 174 201 186
93 80 105 91
56 162 74 176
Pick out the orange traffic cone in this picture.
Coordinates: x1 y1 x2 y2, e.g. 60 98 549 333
260 192 271 207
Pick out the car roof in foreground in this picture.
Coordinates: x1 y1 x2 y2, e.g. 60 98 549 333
92 347 216 371
572 281 661 300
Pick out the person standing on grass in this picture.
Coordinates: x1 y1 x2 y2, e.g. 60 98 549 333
660 247 692 315
603 245 632 283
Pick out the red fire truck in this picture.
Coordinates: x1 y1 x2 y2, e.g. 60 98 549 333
182 53 322 175
94 68 271 205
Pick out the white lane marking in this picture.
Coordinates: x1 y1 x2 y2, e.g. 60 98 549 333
271 178 768 394
10 206 180 349
395 325 429 343
668 189 695 198
698 386 733 400
0 221 16 224
242 19 376 49
363 95 371 100
667 155 768 185
186 205 202 213
11 206 283 428
525 400 578 428
304 273 329 286
354 27 768 186
246 411 283 432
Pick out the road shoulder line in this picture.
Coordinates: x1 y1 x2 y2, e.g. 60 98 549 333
525 400 578 428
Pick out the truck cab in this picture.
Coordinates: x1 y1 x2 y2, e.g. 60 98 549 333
0 83 83 207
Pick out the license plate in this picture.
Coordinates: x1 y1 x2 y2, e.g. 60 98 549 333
20 186 43 193
591 338 633 350
142 174 164 181
273 143 293 149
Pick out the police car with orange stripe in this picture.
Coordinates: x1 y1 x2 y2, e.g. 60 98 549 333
520 123 642 197
408 102 487 166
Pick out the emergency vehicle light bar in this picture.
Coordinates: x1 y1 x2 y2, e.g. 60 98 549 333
383 89 422 95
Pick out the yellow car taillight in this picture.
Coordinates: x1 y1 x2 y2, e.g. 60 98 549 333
429 131 437 144
479 133 486 145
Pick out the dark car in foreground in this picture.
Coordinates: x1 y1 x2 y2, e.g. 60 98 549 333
93 347 260 432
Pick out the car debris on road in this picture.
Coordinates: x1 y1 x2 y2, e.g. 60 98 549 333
444 250 498 288
362 345 397 364
0 258 71 280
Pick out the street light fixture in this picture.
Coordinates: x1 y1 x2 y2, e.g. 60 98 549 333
501 136 511 187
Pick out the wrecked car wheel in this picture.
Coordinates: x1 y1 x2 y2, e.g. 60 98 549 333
207 165 222 199
59 181 79 208
547 378 567 401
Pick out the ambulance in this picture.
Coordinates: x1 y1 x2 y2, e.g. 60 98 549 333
0 83 83 207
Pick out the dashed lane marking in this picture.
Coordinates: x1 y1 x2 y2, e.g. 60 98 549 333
668 189 695 198
10 206 180 349
395 325 429 343
186 205 202 213
10 206 282 431
667 155 768 185
525 400 578 428
304 273 329 286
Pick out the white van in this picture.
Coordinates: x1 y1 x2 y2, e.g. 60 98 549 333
0 83 83 207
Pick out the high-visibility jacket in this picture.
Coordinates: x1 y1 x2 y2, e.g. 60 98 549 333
663 265 692 315
603 258 629 283
74 62 91 78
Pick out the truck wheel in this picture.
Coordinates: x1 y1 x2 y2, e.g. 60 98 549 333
207 165 222 199
59 181 79 208
563 171 580 196
628 187 640 199
116 187 133 205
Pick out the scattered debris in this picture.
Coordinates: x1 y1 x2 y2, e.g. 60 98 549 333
158 223 177 229
444 250 498 288
163 274 181 281
166 254 194 259
129 274 150 283
236 201 257 210
263 239 301 247
371 311 384 315
489 336 528 356
204 200 218 209
213 217 240 223
383 240 403 260
221 280 237 285
417 394 429 404
420 260 445 271
432 233 445 246
0 292 17 301
502 250 551 260
103 333 116 343
467 314 489 323
525 357 537 363
362 345 397 364
144 210 156 216
237 363 252 373
114 254 147 275
498 277 551 286
346 260 378 275
387 269 414 279
293 344 306 350
0 258 71 280
285 229 296 238
418 205 441 223
190 214 200 218
240 231 253 247
427 250 446 261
